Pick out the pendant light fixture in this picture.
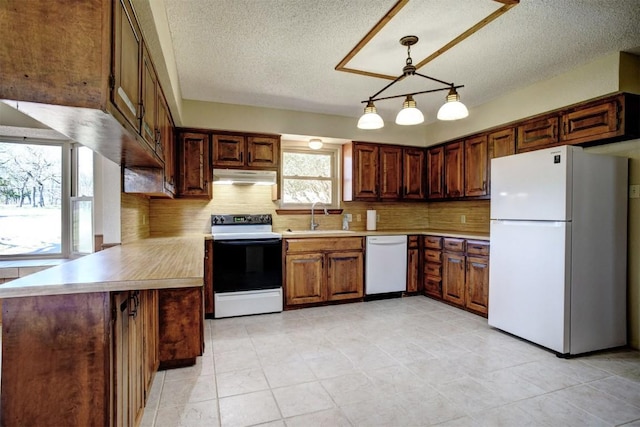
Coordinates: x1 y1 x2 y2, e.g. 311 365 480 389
357 35 468 129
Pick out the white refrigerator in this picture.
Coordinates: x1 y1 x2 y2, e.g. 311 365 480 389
489 145 627 356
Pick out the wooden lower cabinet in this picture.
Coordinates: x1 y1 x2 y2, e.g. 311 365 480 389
423 235 443 299
0 287 204 427
442 251 466 307
284 238 364 307
425 237 490 317
285 253 324 305
407 235 421 293
327 251 364 300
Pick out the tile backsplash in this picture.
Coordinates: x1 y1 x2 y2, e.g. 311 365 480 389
149 185 489 236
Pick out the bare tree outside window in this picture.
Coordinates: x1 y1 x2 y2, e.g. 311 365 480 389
0 142 62 255
281 147 340 207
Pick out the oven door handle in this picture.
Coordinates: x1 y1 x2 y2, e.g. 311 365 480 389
214 238 282 245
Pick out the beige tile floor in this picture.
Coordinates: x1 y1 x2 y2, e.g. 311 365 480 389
141 296 640 427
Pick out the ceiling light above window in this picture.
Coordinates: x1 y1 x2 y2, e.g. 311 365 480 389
357 35 469 129
308 138 323 150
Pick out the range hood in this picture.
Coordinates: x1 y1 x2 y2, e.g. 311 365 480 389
212 169 277 185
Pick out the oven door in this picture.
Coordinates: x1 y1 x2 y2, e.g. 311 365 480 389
213 238 283 293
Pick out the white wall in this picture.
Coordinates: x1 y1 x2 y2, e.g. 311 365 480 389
93 155 121 245
423 52 623 145
181 100 427 146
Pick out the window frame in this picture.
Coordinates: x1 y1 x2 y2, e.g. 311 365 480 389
0 138 96 260
279 141 342 210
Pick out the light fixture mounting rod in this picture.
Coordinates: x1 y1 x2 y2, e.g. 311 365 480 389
361 85 465 104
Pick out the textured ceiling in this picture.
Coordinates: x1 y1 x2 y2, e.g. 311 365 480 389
163 0 640 124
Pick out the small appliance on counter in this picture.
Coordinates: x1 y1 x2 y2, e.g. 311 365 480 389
211 214 282 318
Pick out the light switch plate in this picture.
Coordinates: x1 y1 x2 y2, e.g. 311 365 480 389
630 184 640 199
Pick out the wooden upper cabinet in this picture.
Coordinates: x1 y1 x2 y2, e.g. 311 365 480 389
444 141 464 198
561 98 620 143
427 146 445 199
112 0 141 130
379 145 402 200
212 134 279 168
247 136 279 168
517 115 559 152
353 143 380 201
141 43 157 149
464 135 488 197
177 132 211 198
403 148 426 200
212 135 245 167
157 94 175 193
488 128 516 159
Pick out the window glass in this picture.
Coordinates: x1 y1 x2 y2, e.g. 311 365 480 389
281 146 340 208
76 146 93 197
72 200 93 254
0 142 62 255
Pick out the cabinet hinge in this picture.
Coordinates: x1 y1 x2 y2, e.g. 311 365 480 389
109 74 115 89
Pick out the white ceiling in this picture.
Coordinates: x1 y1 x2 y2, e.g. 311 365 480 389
164 0 640 125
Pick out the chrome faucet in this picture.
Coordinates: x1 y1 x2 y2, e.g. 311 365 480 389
310 201 328 230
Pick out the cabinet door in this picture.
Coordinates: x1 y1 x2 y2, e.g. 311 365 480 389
444 141 464 198
128 291 145 427
353 143 379 200
327 251 364 301
403 148 426 199
407 248 420 293
177 132 211 198
488 128 516 160
247 136 280 168
114 292 130 427
379 145 402 200
158 287 204 368
442 252 465 307
143 290 159 394
212 135 245 167
112 0 141 129
466 255 489 316
285 253 324 305
561 100 620 143
464 135 488 197
157 94 175 194
140 44 157 149
427 146 444 199
517 116 559 152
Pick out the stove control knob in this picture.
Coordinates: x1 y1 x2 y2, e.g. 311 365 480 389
220 217 225 224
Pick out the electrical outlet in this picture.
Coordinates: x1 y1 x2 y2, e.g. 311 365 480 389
142 214 146 225
345 213 353 222
356 214 362 222
630 184 640 199
460 215 466 223
377 214 380 222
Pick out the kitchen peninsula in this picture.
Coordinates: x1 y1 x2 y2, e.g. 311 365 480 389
0 236 205 426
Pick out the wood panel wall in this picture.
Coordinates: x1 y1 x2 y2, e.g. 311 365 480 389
149 186 490 236
121 193 150 243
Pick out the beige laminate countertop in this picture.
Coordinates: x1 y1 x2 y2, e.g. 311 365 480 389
0 236 204 299
280 229 490 240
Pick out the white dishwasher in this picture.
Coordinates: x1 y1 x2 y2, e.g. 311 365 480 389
365 235 408 295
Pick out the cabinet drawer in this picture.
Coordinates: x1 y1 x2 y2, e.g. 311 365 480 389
423 235 442 249
443 238 465 253
561 100 620 143
424 263 442 278
408 235 419 249
285 237 363 253
424 249 442 263
466 240 489 256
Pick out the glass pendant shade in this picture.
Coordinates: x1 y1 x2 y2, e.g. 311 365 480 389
395 95 424 125
357 101 384 129
437 88 469 121
308 138 323 150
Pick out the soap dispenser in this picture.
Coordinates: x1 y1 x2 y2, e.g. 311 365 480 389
342 215 349 230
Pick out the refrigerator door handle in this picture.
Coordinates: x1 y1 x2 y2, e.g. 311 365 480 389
491 219 568 227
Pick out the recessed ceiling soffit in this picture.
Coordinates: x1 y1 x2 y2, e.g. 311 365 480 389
335 0 519 81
